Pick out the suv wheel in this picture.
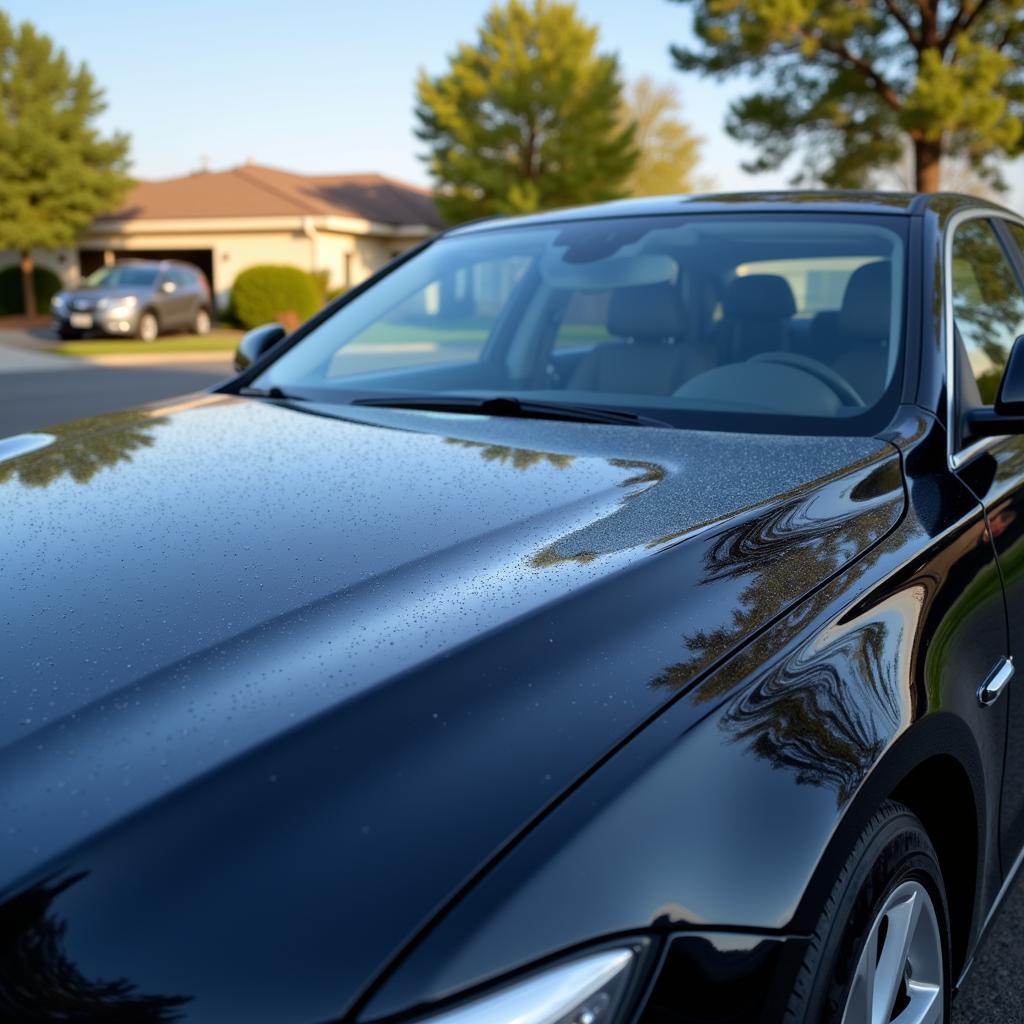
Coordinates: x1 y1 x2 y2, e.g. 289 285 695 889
137 311 159 343
193 307 212 336
784 800 950 1023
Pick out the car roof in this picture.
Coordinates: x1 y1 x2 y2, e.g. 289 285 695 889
446 190 1020 236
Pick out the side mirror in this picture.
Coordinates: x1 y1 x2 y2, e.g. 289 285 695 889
964 334 1024 439
234 323 287 373
996 335 1024 413
160 280 176 294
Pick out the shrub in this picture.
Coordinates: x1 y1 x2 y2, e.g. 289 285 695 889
0 264 62 315
231 265 321 330
310 268 330 303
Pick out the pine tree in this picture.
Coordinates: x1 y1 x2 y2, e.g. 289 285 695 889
668 0 1024 192
0 14 132 315
415 0 638 223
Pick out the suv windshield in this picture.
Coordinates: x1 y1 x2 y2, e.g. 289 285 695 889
84 264 159 288
253 213 907 434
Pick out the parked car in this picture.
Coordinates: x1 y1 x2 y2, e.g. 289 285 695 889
49 257 212 341
5 190 1024 1023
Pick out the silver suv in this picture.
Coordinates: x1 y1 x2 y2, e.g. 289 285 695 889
51 259 213 342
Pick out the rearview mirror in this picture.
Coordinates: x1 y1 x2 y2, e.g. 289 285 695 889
234 323 287 373
964 334 1024 439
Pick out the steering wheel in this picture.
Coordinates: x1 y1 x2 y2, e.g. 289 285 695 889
750 351 866 408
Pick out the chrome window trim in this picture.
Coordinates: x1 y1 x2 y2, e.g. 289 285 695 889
945 207 1024 472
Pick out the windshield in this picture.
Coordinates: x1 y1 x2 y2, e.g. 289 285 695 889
253 213 908 434
83 264 159 288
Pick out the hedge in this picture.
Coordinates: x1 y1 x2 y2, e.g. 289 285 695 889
0 264 62 315
231 265 322 330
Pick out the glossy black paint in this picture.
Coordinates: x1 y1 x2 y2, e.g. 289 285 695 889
1 191 1022 1023
233 321 287 372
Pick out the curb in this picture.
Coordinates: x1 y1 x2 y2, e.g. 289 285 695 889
71 351 236 367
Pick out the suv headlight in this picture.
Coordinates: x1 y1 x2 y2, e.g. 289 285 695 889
97 295 138 313
410 948 636 1024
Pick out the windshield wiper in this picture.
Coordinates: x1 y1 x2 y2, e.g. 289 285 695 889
350 394 672 428
239 385 307 401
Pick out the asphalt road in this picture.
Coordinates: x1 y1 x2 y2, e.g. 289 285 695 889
955 873 1024 1022
0 344 228 436
0 336 1020 1021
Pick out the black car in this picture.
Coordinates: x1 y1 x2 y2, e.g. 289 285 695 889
3 191 1024 1024
50 258 213 341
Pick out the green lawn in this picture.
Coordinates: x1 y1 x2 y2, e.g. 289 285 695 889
54 332 241 356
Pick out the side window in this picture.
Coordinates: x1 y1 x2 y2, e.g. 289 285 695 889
951 219 1024 404
1004 220 1024 276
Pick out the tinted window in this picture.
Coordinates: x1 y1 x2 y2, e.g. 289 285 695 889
84 264 159 288
1003 220 1024 274
951 219 1024 404
730 256 886 317
254 214 907 435
169 267 197 288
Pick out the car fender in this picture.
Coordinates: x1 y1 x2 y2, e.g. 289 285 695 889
359 458 1007 1021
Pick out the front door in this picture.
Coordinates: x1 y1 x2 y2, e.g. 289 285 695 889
949 214 1024 868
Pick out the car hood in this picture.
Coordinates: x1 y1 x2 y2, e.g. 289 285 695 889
0 396 904 1022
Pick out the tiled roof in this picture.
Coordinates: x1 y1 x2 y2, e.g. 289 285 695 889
101 163 443 228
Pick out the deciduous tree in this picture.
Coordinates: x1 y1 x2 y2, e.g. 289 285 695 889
0 15 131 315
619 76 704 196
668 0 1024 192
415 0 638 223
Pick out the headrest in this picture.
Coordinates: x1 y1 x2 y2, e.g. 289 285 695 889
722 274 796 321
840 261 892 337
607 282 686 340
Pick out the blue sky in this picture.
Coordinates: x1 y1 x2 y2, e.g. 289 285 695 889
8 0 1023 206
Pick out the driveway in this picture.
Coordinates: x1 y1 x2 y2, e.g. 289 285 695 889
0 335 230 437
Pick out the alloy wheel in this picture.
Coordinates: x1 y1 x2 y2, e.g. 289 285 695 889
841 880 943 1024
139 312 159 342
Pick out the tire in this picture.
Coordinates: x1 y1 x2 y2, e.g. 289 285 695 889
193 306 212 336
137 310 159 342
784 800 950 1024
58 328 82 341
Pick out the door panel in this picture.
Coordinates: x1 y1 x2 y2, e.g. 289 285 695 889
952 216 1024 867
156 269 192 329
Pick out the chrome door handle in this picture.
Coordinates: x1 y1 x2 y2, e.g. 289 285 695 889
978 657 1015 706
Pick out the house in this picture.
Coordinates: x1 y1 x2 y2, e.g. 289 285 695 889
9 163 444 310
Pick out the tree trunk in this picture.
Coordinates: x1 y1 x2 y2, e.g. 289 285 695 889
20 250 36 318
915 139 942 193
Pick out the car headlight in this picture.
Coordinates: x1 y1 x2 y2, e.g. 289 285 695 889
97 295 138 312
50 294 66 311
410 948 636 1024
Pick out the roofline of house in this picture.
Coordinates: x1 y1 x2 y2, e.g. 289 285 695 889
85 213 439 240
